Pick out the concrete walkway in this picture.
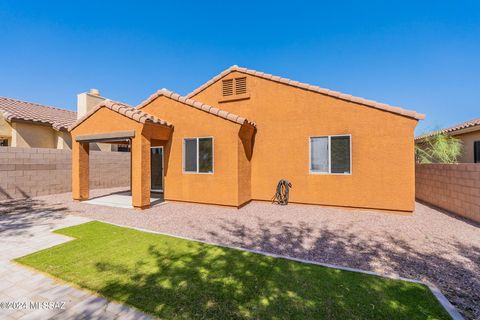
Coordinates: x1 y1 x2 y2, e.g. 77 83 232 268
0 207 152 320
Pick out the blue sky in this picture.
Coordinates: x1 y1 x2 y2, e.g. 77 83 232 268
0 1 479 135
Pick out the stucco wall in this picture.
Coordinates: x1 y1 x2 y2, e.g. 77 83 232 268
191 71 419 211
416 163 480 222
12 122 56 148
237 135 252 206
0 116 74 150
0 147 130 200
454 130 480 163
56 131 72 150
141 96 244 206
0 114 12 139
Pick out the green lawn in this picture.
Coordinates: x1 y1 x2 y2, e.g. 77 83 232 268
15 221 450 319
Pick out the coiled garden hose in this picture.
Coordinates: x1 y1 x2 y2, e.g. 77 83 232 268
272 179 292 205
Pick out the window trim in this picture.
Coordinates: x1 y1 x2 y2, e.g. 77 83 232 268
309 134 352 175
182 136 214 174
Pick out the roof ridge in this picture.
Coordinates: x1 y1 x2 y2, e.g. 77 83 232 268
185 65 425 121
69 99 172 132
137 88 255 127
0 96 76 114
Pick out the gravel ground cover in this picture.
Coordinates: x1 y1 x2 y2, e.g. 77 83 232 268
2 187 479 319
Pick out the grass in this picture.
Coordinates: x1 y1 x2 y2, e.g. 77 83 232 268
15 221 450 319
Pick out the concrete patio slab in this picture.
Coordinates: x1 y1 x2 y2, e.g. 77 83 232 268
84 190 164 209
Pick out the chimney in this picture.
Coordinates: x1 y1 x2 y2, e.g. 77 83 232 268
77 89 106 119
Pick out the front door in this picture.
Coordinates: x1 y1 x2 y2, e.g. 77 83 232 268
151 147 164 192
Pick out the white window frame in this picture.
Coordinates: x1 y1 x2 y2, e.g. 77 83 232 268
309 134 352 175
182 136 214 174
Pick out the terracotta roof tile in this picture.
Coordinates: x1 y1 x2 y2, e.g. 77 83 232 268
0 96 76 131
137 89 255 127
415 118 480 140
186 65 425 121
69 100 172 132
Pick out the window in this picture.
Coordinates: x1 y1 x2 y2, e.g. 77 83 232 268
474 141 480 163
222 77 247 96
310 135 351 174
183 137 214 173
0 139 8 147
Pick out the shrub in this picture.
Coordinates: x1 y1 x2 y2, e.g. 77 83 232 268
415 133 463 164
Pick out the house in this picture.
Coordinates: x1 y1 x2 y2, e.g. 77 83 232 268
415 118 480 163
0 90 123 151
0 96 76 149
69 66 425 212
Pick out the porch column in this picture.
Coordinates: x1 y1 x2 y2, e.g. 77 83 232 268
131 133 151 209
72 141 89 200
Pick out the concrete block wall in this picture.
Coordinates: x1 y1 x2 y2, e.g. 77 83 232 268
416 163 480 223
0 147 130 200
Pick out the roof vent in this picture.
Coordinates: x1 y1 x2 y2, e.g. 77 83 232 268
222 79 234 96
222 77 247 96
235 77 247 95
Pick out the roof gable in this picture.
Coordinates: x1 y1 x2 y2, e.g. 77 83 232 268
69 100 172 132
138 89 255 127
186 65 425 121
0 96 76 131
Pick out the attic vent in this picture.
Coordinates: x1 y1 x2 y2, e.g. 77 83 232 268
222 77 248 96
222 79 234 96
235 77 247 95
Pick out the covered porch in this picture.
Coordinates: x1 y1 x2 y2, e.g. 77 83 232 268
70 100 173 209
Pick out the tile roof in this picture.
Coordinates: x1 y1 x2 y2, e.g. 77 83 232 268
0 96 77 131
415 118 480 140
186 65 425 121
138 88 256 126
69 100 172 132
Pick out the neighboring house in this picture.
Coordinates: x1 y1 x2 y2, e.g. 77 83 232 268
415 118 480 163
69 65 425 212
0 96 76 149
0 90 122 151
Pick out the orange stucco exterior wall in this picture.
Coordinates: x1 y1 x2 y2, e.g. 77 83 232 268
190 71 418 211
141 96 250 207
